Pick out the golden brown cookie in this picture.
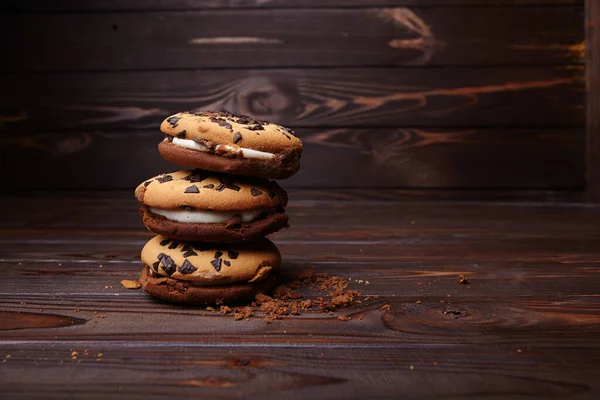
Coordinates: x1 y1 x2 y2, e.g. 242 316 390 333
141 235 281 284
140 266 278 305
135 170 288 242
159 111 302 179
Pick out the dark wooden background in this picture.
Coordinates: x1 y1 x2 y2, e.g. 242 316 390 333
0 0 595 200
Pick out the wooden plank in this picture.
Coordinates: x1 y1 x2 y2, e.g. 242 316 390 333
0 128 585 189
0 67 585 132
0 7 584 71
588 0 600 202
2 195 598 231
3 0 584 12
0 343 597 400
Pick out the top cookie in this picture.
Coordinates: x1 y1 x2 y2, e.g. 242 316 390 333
158 111 302 179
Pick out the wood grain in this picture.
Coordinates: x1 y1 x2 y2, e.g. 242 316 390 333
0 67 584 132
3 0 584 12
588 0 600 201
0 195 599 398
0 7 584 71
0 128 585 189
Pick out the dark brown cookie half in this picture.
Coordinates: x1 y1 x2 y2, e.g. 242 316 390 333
139 266 277 305
158 141 301 180
140 206 289 242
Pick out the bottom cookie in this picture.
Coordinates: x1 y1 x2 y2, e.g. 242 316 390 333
139 265 277 305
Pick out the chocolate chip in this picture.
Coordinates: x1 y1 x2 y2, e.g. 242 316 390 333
182 244 198 258
284 126 295 134
152 261 160 271
184 170 209 183
156 175 173 183
191 137 209 151
211 258 222 272
157 253 177 275
184 185 199 194
160 239 171 246
233 132 242 144
216 177 241 192
176 130 187 139
166 116 181 127
178 204 196 211
168 241 179 249
143 181 152 187
210 116 233 131
247 124 264 131
228 250 239 259
224 260 231 267
203 184 215 189
251 188 263 197
237 115 254 125
215 251 223 259
179 260 197 274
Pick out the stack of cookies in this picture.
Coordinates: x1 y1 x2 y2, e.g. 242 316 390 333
134 111 302 305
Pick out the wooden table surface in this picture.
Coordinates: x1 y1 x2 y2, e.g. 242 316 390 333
1 193 600 399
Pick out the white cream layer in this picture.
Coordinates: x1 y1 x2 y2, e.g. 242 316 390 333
150 207 266 224
171 137 275 160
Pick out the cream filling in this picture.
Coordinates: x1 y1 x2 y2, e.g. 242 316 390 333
171 137 275 160
150 207 266 224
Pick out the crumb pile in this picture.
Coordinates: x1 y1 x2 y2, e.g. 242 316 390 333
203 267 366 323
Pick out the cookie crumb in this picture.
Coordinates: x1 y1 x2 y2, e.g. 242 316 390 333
219 306 232 314
206 306 216 312
458 275 470 284
121 280 141 289
234 307 253 321
381 304 391 311
337 316 351 321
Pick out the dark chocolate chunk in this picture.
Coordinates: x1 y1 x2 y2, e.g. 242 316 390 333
182 244 198 258
210 116 233 131
224 260 231 267
211 258 222 272
237 115 254 125
184 170 209 183
233 132 242 144
191 137 209 151
156 175 173 184
247 124 265 131
284 126 295 134
179 260 197 274
176 130 187 139
152 261 160 271
166 116 181 127
215 251 223 259
168 241 179 249
157 253 177 275
251 188 263 197
160 239 171 246
228 250 239 259
143 181 152 187
178 204 196 211
203 184 215 189
216 177 241 192
184 185 199 194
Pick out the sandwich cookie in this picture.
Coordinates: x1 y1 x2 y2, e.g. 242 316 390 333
139 235 280 304
135 169 288 242
159 111 302 179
